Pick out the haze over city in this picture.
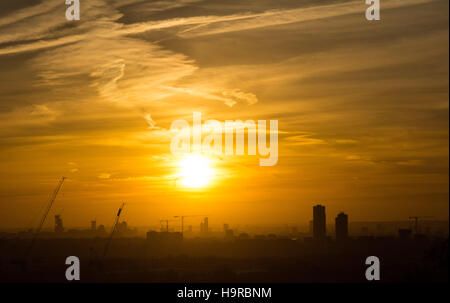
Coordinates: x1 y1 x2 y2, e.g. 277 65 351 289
0 0 448 231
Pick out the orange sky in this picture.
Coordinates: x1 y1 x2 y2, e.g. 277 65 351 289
0 0 448 229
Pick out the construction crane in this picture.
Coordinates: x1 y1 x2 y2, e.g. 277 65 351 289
173 215 207 238
102 203 125 261
25 177 66 257
409 216 434 234
159 219 178 232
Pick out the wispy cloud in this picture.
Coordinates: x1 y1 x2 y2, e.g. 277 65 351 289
0 0 447 226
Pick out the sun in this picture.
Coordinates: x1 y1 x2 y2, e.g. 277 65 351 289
178 154 214 188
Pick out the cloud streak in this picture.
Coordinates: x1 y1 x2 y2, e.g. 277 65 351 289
0 0 447 226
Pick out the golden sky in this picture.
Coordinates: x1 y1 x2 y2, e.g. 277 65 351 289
0 0 448 229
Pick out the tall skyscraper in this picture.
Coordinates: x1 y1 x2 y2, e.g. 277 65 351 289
335 212 348 242
313 205 326 239
203 217 209 233
200 217 209 234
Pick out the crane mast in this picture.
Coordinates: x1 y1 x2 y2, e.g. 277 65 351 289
173 215 207 238
102 203 125 261
26 177 66 257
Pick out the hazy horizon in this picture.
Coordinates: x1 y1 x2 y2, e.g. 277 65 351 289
0 0 448 229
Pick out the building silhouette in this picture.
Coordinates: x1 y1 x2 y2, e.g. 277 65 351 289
117 221 128 234
97 224 106 234
91 220 96 232
335 212 348 242
313 205 326 239
54 215 64 233
238 233 249 240
200 217 209 234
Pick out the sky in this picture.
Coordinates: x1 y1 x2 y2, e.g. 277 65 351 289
0 0 448 230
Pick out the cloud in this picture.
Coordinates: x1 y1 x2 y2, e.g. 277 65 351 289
0 0 448 226
0 104 60 128
29 105 58 119
163 86 258 106
29 36 197 106
90 59 126 102
335 139 358 144
118 0 433 38
0 0 63 43
285 133 327 146
222 89 258 106
0 0 433 55
0 0 433 112
98 173 111 179
144 113 160 130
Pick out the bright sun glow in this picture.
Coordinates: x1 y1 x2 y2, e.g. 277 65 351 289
178 154 213 188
